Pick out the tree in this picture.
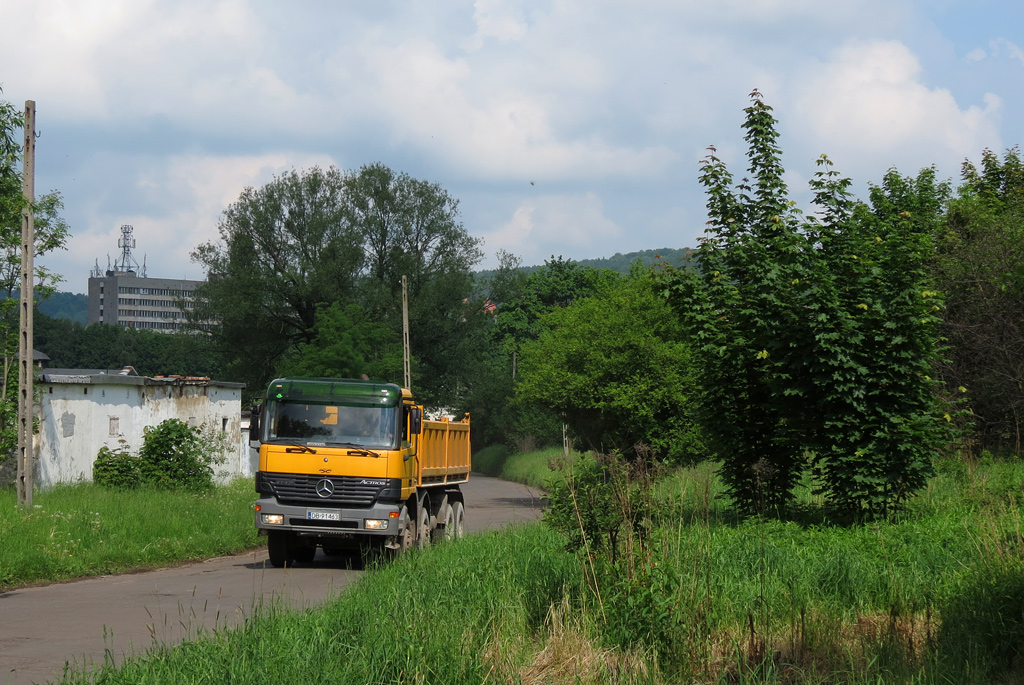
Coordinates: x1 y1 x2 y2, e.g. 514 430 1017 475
191 165 366 390
191 163 483 403
0 88 69 459
661 91 949 515
33 314 221 378
934 147 1024 452
516 267 703 463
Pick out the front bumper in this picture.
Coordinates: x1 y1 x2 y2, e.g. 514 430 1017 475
254 497 402 537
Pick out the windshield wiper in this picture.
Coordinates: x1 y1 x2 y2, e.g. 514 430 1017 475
327 442 382 458
266 439 318 454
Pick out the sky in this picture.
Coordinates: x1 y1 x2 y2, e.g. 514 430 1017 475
1 0 1021 294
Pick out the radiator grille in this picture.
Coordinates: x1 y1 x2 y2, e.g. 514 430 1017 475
259 473 388 507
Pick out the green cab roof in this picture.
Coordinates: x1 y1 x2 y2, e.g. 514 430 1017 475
265 377 402 407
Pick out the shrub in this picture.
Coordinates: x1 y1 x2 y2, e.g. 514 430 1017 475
471 444 511 476
137 419 214 491
92 439 142 489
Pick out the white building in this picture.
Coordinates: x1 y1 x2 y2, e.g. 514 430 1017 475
35 368 252 487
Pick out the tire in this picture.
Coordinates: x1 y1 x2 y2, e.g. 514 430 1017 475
432 503 454 544
293 544 316 564
451 501 465 540
416 503 432 550
267 531 292 568
389 506 415 559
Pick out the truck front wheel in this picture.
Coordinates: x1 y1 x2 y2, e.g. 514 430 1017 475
267 530 292 568
416 504 432 550
293 544 316 564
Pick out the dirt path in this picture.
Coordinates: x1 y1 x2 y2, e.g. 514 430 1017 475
1 475 546 685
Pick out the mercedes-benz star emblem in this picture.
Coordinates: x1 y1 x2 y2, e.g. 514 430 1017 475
315 478 335 498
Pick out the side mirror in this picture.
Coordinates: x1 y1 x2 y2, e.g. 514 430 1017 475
409 406 422 436
248 400 263 445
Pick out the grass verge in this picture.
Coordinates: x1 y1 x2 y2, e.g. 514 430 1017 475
0 478 260 590
473 444 570 489
56 525 633 685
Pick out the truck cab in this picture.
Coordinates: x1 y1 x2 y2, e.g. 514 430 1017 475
251 377 469 566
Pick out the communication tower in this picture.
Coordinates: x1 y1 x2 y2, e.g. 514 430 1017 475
111 224 146 277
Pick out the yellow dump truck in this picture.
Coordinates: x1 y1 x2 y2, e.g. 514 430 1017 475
250 377 470 566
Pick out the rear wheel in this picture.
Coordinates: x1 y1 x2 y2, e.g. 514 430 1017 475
433 503 454 544
451 501 465 540
267 531 292 568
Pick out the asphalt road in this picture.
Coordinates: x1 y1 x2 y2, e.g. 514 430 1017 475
1 474 546 685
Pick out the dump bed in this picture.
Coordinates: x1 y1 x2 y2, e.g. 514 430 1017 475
417 415 471 486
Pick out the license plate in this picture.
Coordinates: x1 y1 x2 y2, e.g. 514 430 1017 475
306 509 341 521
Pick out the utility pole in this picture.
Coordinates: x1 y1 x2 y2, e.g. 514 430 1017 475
402 275 411 391
17 101 35 507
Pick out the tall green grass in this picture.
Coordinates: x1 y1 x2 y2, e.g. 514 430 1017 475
564 458 1024 682
58 525 598 685
0 479 260 589
27 452 1024 683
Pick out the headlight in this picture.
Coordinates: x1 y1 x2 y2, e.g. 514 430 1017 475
261 514 284 525
363 519 389 530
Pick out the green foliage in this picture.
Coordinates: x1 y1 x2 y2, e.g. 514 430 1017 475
274 302 382 379
136 419 215 491
461 254 615 450
933 147 1024 452
191 163 483 406
544 452 651 560
36 290 87 325
0 88 70 461
517 269 703 463
34 312 221 377
92 439 142 489
661 90 949 515
469 443 511 476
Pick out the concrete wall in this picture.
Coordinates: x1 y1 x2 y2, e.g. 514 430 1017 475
35 375 246 487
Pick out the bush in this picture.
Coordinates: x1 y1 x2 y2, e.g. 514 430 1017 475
138 419 214 491
94 419 215 491
92 440 142 489
472 444 511 476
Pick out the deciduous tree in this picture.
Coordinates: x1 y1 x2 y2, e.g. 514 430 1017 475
934 147 1024 452
662 91 949 515
517 268 703 463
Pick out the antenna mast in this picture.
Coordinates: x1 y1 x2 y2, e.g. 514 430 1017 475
112 224 145 276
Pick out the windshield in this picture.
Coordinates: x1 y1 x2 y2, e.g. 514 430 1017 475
264 401 399 450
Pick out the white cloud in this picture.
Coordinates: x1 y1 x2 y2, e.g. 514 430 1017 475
990 38 1024 67
481 193 622 263
791 40 1002 175
966 47 987 63
464 0 528 51
44 152 335 285
360 38 675 180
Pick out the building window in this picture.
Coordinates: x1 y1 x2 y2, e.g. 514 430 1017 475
109 417 119 436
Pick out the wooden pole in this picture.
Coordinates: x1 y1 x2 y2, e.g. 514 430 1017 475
402 275 411 390
17 101 35 507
